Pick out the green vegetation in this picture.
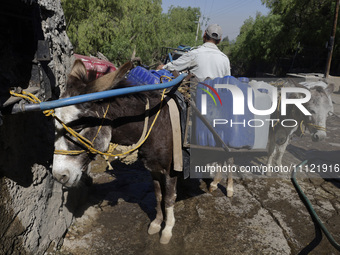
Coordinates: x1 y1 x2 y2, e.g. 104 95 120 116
61 0 200 66
225 0 340 76
62 0 340 75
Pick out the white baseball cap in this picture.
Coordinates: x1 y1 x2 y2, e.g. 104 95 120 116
205 24 222 40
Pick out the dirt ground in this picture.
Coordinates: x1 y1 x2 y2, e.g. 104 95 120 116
51 76 340 255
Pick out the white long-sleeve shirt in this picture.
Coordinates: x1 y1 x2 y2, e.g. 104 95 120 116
163 42 231 82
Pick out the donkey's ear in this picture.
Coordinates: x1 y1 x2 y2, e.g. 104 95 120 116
115 61 133 80
88 61 133 92
69 59 87 81
325 83 335 96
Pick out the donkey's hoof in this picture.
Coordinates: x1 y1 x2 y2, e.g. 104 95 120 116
160 231 172 244
227 188 234 197
209 183 218 193
148 222 161 235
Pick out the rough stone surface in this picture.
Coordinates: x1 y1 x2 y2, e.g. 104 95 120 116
38 0 74 94
0 0 79 254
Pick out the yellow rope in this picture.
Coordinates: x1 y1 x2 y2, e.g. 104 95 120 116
9 89 103 155
10 90 89 153
271 86 326 133
10 91 36 102
104 88 167 157
10 87 167 158
160 75 173 83
298 120 326 137
53 105 110 156
107 143 119 154
306 123 326 132
54 91 166 157
299 120 306 136
91 104 110 143
10 90 56 117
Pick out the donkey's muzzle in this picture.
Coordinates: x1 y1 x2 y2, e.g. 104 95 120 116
53 170 70 185
312 130 326 142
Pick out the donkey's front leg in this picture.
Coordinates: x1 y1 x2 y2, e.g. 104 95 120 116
148 179 163 235
266 126 277 176
160 174 177 244
209 162 222 193
226 166 234 197
276 134 293 166
275 127 297 166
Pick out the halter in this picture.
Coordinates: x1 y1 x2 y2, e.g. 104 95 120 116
304 122 326 132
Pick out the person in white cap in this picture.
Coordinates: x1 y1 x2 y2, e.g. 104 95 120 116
157 24 231 81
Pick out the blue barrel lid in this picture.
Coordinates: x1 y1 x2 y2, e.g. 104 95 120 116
238 77 249 83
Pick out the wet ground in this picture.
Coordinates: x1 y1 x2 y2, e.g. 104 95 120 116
52 80 340 255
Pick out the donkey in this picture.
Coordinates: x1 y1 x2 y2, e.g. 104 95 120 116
206 79 334 188
267 80 334 168
52 59 178 244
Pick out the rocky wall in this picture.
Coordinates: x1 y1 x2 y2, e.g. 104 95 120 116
0 0 80 254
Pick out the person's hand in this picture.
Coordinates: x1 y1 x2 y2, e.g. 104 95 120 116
156 64 165 70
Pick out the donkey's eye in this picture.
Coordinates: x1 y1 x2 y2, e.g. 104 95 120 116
67 125 83 133
309 110 316 114
73 127 83 133
68 123 85 133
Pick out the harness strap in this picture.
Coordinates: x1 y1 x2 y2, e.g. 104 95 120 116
167 98 183 172
103 98 150 167
132 98 150 145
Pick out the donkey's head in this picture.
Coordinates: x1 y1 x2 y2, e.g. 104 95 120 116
52 59 132 187
302 83 334 142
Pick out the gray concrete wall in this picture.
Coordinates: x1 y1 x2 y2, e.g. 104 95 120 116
0 0 80 254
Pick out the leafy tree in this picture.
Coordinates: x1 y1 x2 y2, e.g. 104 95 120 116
229 13 284 75
61 0 201 66
218 36 230 53
161 6 201 47
230 0 340 75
